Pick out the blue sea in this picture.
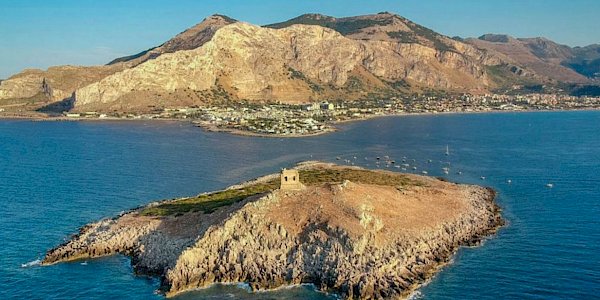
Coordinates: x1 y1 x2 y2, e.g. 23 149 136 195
1 111 599 299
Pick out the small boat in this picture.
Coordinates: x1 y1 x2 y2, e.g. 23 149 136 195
427 159 433 163
336 157 341 160
376 157 381 160
422 171 428 174
81 261 88 266
412 166 417 170
456 171 463 175
445 145 450 156
546 183 554 188
507 179 512 184
480 176 486 180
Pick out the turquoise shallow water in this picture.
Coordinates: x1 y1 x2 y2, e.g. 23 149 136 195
1 111 599 299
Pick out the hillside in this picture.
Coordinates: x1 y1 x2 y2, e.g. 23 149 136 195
0 15 235 112
71 13 523 112
43 162 503 299
108 14 237 67
267 12 466 52
5 12 600 114
467 34 598 83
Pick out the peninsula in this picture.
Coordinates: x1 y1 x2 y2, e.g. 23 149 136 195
43 162 503 299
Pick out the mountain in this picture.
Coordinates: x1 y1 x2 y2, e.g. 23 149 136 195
70 13 528 112
6 12 595 114
0 65 125 108
467 34 599 83
0 15 236 111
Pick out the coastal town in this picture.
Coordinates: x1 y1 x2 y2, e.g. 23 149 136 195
54 93 600 136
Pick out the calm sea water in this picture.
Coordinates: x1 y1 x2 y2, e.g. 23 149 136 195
1 111 599 299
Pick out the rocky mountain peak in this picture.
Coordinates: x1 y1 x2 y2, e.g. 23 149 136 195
107 14 237 66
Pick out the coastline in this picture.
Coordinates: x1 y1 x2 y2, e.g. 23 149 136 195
1 107 597 138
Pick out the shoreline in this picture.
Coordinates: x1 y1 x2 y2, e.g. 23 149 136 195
1 107 597 138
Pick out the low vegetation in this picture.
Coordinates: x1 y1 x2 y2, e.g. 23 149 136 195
266 14 394 35
140 167 420 216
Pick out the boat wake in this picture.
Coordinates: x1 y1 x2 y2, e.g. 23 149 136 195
21 259 41 268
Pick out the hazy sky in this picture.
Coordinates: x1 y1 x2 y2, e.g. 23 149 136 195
1 0 598 78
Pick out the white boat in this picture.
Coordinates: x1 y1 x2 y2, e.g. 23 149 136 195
507 179 512 184
422 171 428 174
445 145 450 156
480 176 486 180
546 183 554 188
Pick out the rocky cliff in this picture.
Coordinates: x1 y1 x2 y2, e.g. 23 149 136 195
71 17 510 112
108 14 237 67
0 15 234 111
43 163 503 299
0 65 125 107
9 12 594 114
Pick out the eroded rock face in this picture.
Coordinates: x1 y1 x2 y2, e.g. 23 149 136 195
108 14 237 68
72 22 507 112
165 181 502 298
0 65 125 104
43 164 503 299
0 15 234 108
3 13 536 113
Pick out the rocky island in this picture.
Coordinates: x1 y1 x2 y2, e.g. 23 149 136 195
43 162 503 299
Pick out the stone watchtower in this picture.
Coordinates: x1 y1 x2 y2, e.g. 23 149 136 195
280 168 303 191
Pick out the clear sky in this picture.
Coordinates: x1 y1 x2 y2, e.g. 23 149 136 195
1 0 598 79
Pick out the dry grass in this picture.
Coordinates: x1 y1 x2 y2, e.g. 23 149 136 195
140 166 422 216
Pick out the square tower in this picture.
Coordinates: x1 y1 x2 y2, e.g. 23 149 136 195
280 168 302 190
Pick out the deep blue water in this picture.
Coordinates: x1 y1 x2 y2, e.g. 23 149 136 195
1 111 599 299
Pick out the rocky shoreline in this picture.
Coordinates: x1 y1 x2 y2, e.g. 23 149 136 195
43 163 504 299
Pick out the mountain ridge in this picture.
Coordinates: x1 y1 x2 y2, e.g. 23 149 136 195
72 20 506 112
467 33 600 83
1 12 598 114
